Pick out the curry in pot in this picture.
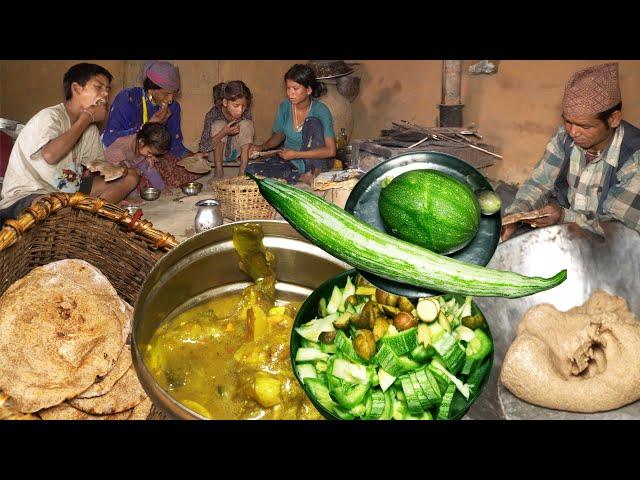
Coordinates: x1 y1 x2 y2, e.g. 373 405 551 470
143 224 322 420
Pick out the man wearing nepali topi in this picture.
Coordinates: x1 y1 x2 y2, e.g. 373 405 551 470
502 63 640 241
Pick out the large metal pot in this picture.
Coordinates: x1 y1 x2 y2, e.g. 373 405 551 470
131 220 350 419
466 222 640 419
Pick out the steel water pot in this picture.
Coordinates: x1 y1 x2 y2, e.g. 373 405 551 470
194 199 223 233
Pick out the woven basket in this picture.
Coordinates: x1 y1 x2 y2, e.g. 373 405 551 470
0 192 179 420
212 177 276 221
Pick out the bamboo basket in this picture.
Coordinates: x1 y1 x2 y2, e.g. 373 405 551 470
0 192 178 420
212 177 276 221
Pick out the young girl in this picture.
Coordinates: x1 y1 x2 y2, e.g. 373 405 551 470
104 122 171 198
247 64 336 185
198 81 254 179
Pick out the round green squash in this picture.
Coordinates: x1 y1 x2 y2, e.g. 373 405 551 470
378 169 481 254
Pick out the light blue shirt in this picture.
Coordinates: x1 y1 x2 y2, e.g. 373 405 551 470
272 99 334 172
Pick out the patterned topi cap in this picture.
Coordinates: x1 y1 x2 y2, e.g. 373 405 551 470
563 63 621 116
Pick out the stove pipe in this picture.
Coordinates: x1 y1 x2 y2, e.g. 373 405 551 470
439 60 463 127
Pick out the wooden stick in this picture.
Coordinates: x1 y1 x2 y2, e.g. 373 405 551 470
407 134 432 149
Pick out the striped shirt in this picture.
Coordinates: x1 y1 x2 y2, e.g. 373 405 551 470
506 123 640 236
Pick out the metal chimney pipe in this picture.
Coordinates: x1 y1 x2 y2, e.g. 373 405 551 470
439 60 463 127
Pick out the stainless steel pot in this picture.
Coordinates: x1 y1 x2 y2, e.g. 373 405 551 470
466 222 640 419
131 220 350 419
194 199 222 233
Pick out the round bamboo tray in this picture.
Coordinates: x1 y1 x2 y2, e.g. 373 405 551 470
0 192 178 420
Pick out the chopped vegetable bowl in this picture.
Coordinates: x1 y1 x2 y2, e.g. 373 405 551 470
290 270 494 420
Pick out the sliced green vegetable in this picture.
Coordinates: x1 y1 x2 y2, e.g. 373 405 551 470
379 326 418 356
295 347 330 363
436 384 457 420
466 328 493 362
295 313 338 342
297 363 317 382
326 285 343 315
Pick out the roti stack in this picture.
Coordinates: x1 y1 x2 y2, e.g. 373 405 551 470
0 259 151 420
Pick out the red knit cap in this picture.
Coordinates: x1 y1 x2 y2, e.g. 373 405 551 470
563 63 621 116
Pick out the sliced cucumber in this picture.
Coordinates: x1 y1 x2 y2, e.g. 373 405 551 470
331 357 369 385
295 313 338 342
326 285 343 315
379 326 418 356
297 363 317 382
295 347 330 363
436 384 457 420
377 367 397 392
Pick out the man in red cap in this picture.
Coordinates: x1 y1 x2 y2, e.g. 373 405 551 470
502 63 640 240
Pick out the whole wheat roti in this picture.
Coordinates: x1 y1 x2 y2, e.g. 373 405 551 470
73 301 132 399
77 345 132 399
128 397 153 420
68 366 147 415
38 402 132 420
120 301 133 344
0 259 127 413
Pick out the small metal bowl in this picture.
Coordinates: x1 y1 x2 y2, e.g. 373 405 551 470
140 187 161 201
181 182 203 196
125 205 141 216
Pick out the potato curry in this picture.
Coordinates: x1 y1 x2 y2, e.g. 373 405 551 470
144 224 322 420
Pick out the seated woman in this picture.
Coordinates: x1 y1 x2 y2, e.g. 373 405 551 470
247 64 336 185
104 122 171 200
102 60 205 191
199 81 254 179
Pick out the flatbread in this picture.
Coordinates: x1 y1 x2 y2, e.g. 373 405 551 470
128 397 153 420
502 210 554 226
68 366 147 415
38 402 132 420
83 159 127 182
120 301 133 344
0 259 127 413
76 345 132 399
177 155 211 174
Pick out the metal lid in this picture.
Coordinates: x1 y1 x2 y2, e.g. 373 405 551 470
307 60 354 80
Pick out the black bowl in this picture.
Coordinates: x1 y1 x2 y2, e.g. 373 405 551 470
290 269 494 420
345 151 501 298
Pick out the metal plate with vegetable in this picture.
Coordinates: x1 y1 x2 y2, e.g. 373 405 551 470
290 269 494 420
344 152 501 298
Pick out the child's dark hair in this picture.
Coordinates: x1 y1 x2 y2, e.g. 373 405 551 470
284 64 326 98
63 63 113 100
212 81 252 108
137 122 171 153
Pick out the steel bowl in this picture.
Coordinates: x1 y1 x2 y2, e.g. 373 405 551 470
125 205 141 216
131 220 350 419
180 182 203 196
468 222 640 420
140 187 161 201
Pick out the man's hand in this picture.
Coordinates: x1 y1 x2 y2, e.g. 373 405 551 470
148 103 171 124
83 102 108 124
501 203 565 242
522 203 564 228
